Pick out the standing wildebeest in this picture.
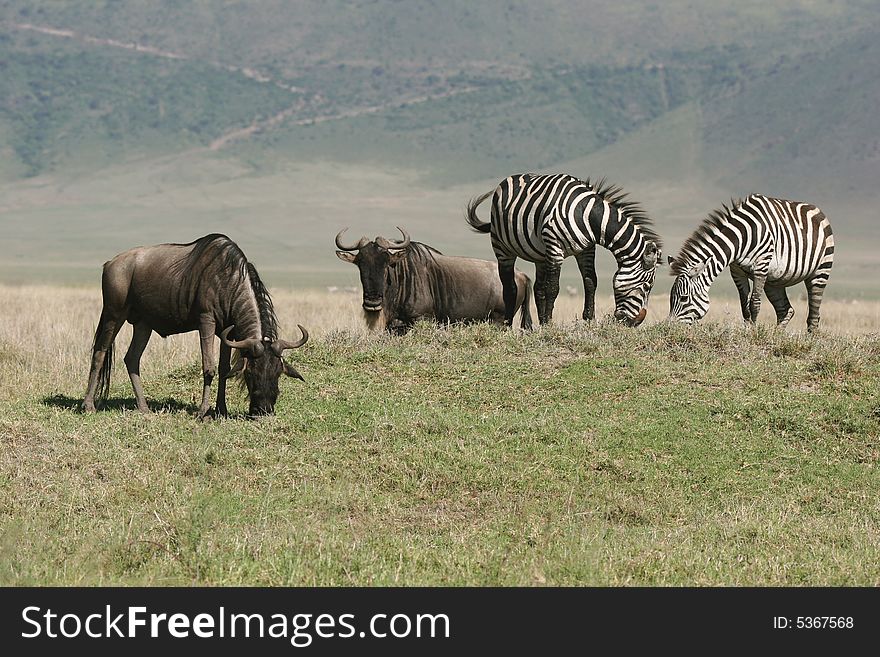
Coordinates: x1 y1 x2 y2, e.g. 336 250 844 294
335 227 533 333
82 234 308 417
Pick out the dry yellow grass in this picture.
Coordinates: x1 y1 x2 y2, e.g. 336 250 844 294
1 284 876 367
0 283 874 404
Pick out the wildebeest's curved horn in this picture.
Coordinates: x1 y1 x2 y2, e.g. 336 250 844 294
220 325 262 351
270 324 309 356
335 228 370 252
376 226 411 251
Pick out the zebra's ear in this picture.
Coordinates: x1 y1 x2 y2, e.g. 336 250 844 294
667 255 677 266
642 241 660 268
687 262 707 278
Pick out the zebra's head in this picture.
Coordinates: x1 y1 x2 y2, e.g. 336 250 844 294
612 241 661 327
667 258 710 324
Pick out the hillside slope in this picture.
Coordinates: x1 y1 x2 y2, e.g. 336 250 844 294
1 1 879 297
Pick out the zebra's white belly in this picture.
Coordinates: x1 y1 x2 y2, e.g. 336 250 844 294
766 255 813 286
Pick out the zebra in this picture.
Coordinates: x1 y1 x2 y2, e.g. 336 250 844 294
466 173 663 326
667 194 834 331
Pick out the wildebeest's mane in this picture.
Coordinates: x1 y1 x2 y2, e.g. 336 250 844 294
246 261 278 340
581 176 662 249
384 241 442 321
403 241 442 264
170 234 277 338
669 200 743 275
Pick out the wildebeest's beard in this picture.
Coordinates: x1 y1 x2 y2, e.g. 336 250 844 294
243 354 281 416
223 326 308 417
230 350 303 416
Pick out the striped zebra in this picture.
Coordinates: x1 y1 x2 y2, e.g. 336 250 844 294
466 173 663 326
667 194 834 331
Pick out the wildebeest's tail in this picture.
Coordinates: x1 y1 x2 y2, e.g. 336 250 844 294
519 274 534 331
93 315 113 404
465 190 493 233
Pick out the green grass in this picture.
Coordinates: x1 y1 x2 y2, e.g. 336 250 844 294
2 317 879 585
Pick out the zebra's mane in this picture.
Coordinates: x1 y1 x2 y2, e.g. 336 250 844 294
670 199 744 275
584 177 662 249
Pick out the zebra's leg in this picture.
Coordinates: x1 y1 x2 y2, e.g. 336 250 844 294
805 275 829 332
730 265 752 323
575 245 598 321
497 257 519 327
533 261 549 324
749 272 768 324
764 285 795 328
542 259 563 324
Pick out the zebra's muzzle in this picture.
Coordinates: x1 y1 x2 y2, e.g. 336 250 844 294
615 307 647 327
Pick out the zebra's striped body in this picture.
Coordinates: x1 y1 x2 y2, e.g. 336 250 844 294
668 194 834 331
466 173 662 326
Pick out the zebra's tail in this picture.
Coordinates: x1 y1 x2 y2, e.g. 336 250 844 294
465 190 493 233
519 274 534 331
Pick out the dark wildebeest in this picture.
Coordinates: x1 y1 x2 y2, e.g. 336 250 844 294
82 234 308 417
335 227 533 333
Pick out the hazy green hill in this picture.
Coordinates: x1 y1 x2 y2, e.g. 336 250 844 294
1 1 879 298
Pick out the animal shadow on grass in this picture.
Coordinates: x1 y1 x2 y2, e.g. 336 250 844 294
43 394 199 416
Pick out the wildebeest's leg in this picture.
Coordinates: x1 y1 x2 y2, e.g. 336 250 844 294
765 285 795 328
730 265 752 323
83 310 124 412
497 257 519 327
124 321 153 413
215 342 232 417
197 315 217 418
804 275 828 333
575 245 598 321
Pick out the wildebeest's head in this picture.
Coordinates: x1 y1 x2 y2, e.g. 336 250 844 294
335 227 411 313
221 325 309 416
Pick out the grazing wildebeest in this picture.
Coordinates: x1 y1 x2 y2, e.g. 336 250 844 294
82 234 308 417
335 227 533 333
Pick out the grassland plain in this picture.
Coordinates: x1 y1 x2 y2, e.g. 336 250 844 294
1 285 879 585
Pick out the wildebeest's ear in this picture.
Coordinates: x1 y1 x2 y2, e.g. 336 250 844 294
388 249 407 266
336 250 356 263
282 362 304 381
